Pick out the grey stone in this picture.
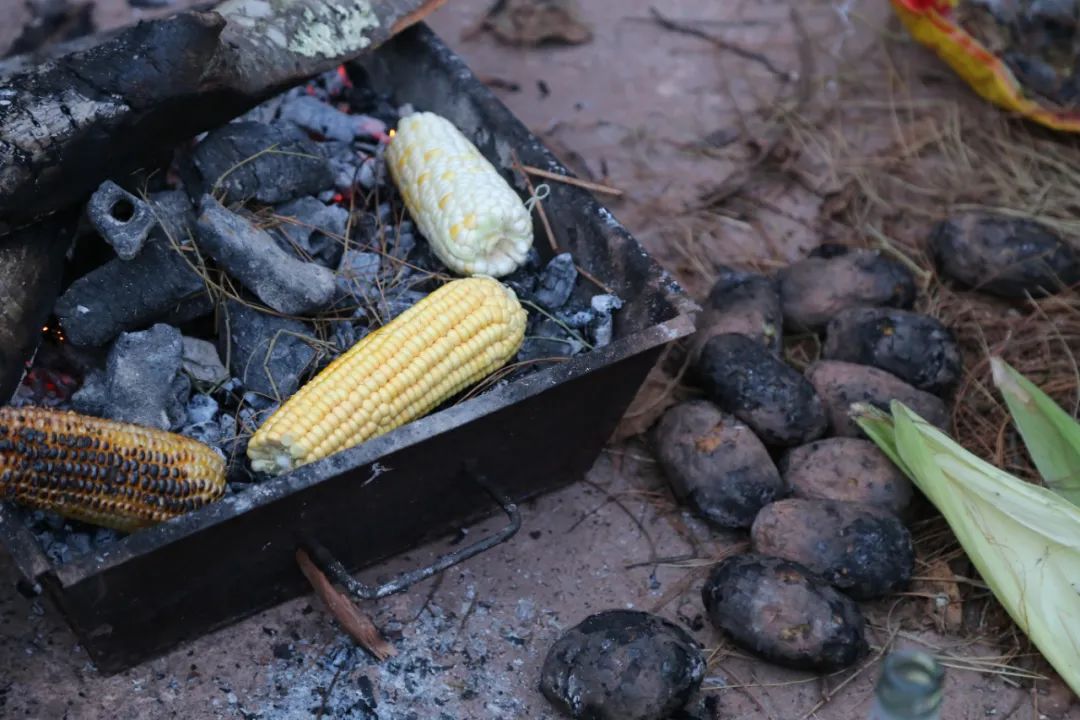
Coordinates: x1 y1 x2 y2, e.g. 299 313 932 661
54 237 211 347
218 299 317 399
181 337 230 386
102 324 188 430
189 122 333 204
278 95 387 142
535 253 578 309
196 196 337 316
86 180 156 260
272 197 349 268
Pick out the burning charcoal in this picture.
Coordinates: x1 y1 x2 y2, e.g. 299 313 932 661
518 318 585 361
331 321 358 352
535 253 578 309
186 393 219 425
181 420 222 447
102 324 189 430
696 334 827 447
690 266 782 358
701 554 868 672
188 122 333 204
219 299 317 399
653 400 783 529
272 197 349 268
806 360 949 437
55 237 211 347
71 370 107 416
278 95 387 142
336 251 381 300
823 307 962 395
929 212 1080 298
86 180 156 260
540 610 705 720
777 247 916 330
781 438 914 516
588 294 622 348
196 196 337 315
752 498 915 599
181 337 229 386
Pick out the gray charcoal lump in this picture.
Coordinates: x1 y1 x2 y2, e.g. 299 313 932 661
929 212 1080 298
219 299 317 399
86 180 157 260
806 360 950 437
781 437 914 515
691 266 782 357
653 400 783 529
535 253 578 309
278 95 386 142
752 498 915 600
696 333 827 447
196 195 337 316
102 324 189 431
272 196 349 268
189 122 333 204
181 336 229 386
824 307 962 396
777 247 916 330
54 236 211 347
540 610 705 720
701 554 868 672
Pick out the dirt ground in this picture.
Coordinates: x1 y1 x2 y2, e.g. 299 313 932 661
1 0 1078 718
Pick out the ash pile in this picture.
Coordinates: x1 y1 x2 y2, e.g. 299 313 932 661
11 65 620 557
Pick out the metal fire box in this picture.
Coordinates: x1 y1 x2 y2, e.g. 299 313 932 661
0 24 695 673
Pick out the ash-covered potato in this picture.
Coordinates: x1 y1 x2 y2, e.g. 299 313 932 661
690 266 782 358
540 610 705 720
781 437 914 515
930 212 1080 298
777 246 917 330
696 334 827 446
653 400 783 529
806 360 949 437
823 307 961 395
751 498 914 599
701 554 867 672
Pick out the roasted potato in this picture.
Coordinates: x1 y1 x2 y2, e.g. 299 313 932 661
777 246 916 330
690 267 783 359
823 307 961 396
701 554 868 672
780 437 914 516
930 212 1080 298
751 498 914 599
653 400 783 529
540 610 705 720
805 360 949 437
696 333 828 447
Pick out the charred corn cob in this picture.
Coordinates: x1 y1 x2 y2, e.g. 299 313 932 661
248 277 527 474
0 407 226 532
387 111 534 277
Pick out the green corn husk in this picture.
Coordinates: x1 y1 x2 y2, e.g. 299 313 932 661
991 357 1080 507
855 401 1080 697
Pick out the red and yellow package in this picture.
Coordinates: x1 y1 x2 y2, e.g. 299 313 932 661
892 0 1080 132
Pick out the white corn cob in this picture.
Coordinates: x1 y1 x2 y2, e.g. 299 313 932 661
386 112 533 277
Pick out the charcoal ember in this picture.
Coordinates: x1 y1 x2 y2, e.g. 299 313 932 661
823 307 961 395
696 333 827 447
196 196 336 315
535 253 578 309
806 360 950 437
272 197 349 268
780 438 914 516
691 266 782 358
54 237 211 347
588 294 623 348
336 251 382 300
701 554 868 672
929 212 1080 298
86 180 156 260
278 95 387 142
331 321 358 352
777 247 917 330
218 299 317 399
181 337 229 386
181 420 222 447
102 324 189 430
518 318 584 361
653 400 783 529
186 393 219 425
188 122 333 204
540 610 705 720
71 370 106 416
751 498 915 599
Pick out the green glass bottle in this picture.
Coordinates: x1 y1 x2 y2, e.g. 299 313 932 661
868 650 945 720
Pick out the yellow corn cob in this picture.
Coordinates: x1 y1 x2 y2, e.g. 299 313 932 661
0 406 226 532
248 277 527 474
387 111 533 277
